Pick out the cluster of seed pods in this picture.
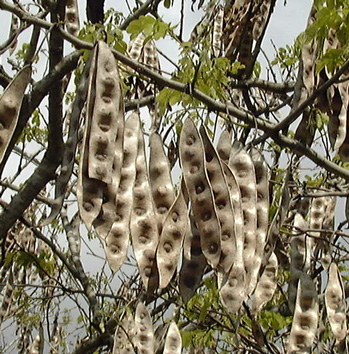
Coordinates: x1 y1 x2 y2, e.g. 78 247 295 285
0 65 31 165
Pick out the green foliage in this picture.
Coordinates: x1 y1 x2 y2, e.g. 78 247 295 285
126 15 172 40
18 110 48 144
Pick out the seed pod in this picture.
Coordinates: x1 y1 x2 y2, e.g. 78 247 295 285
229 142 257 294
143 39 160 70
252 0 272 40
216 129 232 163
127 33 145 61
149 132 175 233
77 45 104 230
8 14 19 55
88 41 123 185
65 0 80 36
288 213 311 313
325 263 347 342
309 195 327 247
249 148 269 295
113 312 134 354
0 65 31 165
157 189 188 289
333 83 348 151
200 125 236 273
134 302 154 354
252 252 278 315
179 216 207 303
179 118 221 268
42 53 92 226
28 334 41 354
163 322 182 354
131 120 159 292
288 273 318 354
212 6 224 57
105 112 140 272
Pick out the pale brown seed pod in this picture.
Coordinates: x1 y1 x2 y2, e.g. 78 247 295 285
252 0 272 40
134 302 154 354
143 39 160 71
157 189 188 289
149 132 175 233
28 334 41 354
127 33 145 62
104 112 140 272
288 273 318 354
325 263 347 342
88 41 123 185
163 322 182 354
8 14 19 55
179 216 207 303
65 0 80 36
0 65 31 165
229 142 257 294
200 125 236 273
212 7 224 57
42 53 92 226
77 45 104 230
252 252 278 315
332 83 348 151
131 120 159 292
179 118 221 268
249 148 269 295
288 213 311 313
216 129 232 163
113 312 134 354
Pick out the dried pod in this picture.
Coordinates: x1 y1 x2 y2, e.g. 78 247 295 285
131 120 159 292
134 302 154 354
104 112 140 272
252 0 272 40
179 216 207 303
332 83 348 151
88 41 123 185
163 322 182 354
252 252 278 315
65 0 80 36
42 53 92 226
179 118 221 268
157 190 188 289
249 148 269 295
200 124 236 273
143 39 160 70
288 213 311 313
216 129 232 163
149 132 175 233
288 273 318 354
325 263 347 342
229 142 257 294
8 14 19 55
127 33 145 62
28 334 42 354
0 65 31 165
77 45 104 230
113 312 134 354
212 7 224 57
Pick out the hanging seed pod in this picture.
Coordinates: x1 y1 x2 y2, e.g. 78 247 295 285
179 216 207 303
143 39 160 70
229 142 257 294
252 252 278 315
249 148 269 295
333 83 348 151
28 334 41 354
42 53 93 226
288 213 311 313
294 109 316 149
252 0 272 40
104 112 139 272
0 65 31 165
134 302 154 354
325 263 347 342
131 120 159 292
65 0 80 36
127 33 145 62
309 194 327 247
157 190 188 289
8 14 19 55
77 45 104 230
88 41 123 185
216 129 232 163
212 6 224 57
288 273 318 354
93 97 125 239
200 125 236 273
179 118 221 268
149 132 175 233
163 322 182 354
113 312 134 354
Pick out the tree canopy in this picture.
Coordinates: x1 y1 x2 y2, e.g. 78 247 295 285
0 0 348 353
